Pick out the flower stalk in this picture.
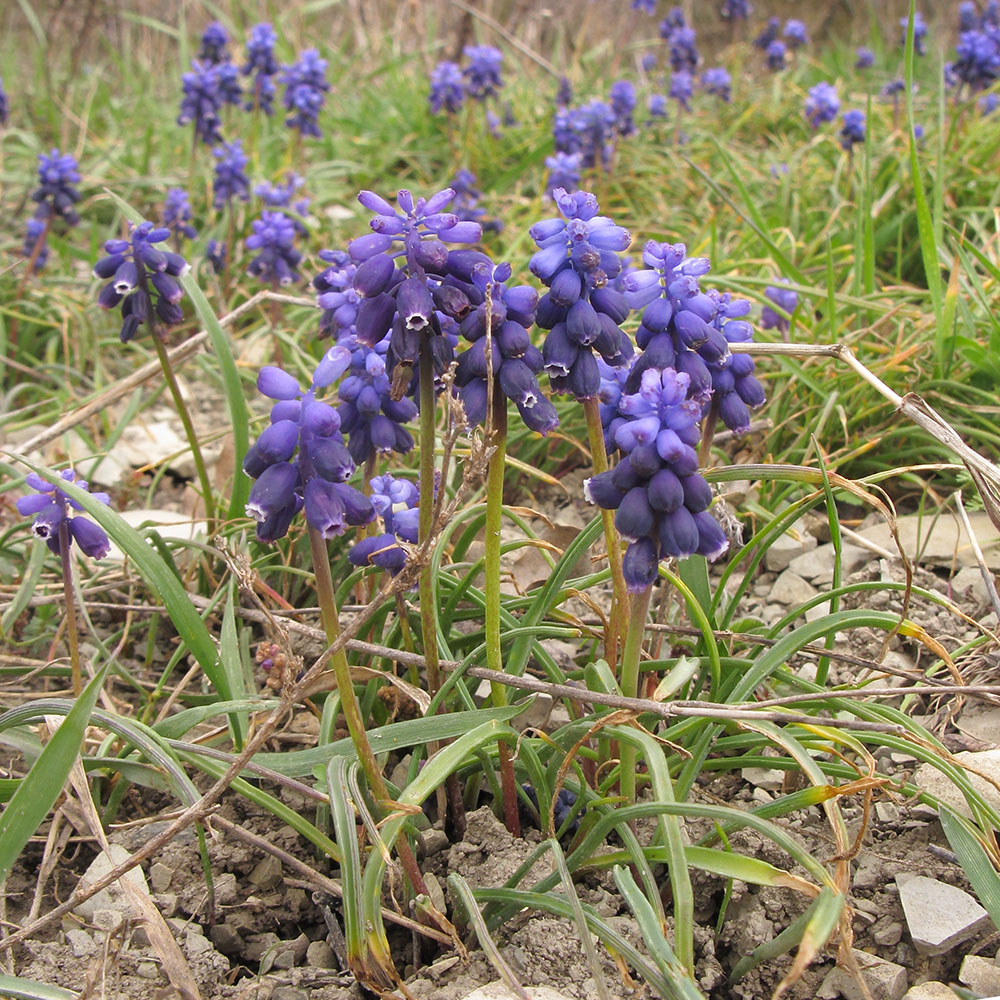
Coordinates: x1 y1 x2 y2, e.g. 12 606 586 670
57 520 83 696
619 584 652 804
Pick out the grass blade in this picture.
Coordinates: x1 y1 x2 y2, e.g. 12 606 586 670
939 807 1000 931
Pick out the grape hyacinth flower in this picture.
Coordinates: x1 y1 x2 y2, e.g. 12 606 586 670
948 29 1000 91
177 61 225 145
450 169 502 233
555 76 573 108
215 60 243 109
960 1 978 31
753 16 780 49
855 46 875 69
429 61 465 115
314 249 363 341
31 149 82 226
702 67 732 102
804 81 840 127
545 151 582 194
162 187 197 243
609 80 637 136
212 139 250 208
281 48 330 137
22 219 49 271
901 11 927 54
206 240 226 275
462 45 503 101
556 100 617 169
255 173 310 234
783 19 808 48
669 71 693 111
454 261 558 434
94 221 188 342
617 240 728 405
720 0 752 19
244 352 374 543
246 211 302 286
17 470 111 558
766 40 787 71
839 109 866 150
980 92 999 114
242 22 279 113
349 474 420 574
648 94 668 121
632 0 656 11
199 22 230 65
667 25 700 73
705 291 765 434
585 366 729 591
760 281 798 334
530 188 634 400
0 77 8 126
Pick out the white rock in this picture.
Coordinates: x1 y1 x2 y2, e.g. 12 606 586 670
959 954 1000 996
950 566 994 607
896 875 990 955
73 844 149 922
459 985 574 1000
742 767 785 791
101 509 208 563
818 949 907 1000
769 569 818 606
788 542 869 585
857 512 1000 570
66 928 96 957
903 983 962 999
913 748 1000 820
765 531 817 573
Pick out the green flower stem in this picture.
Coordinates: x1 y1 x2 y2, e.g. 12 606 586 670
619 585 652 805
485 398 520 836
150 333 218 529
417 341 441 697
582 395 627 667
58 521 83 697
307 526 427 895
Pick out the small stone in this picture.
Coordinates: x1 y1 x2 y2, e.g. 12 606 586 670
389 754 413 789
272 932 309 969
960 954 1000 995
306 940 336 968
184 931 213 955
149 861 172 892
248 855 282 891
459 984 574 1000
209 922 243 955
788 542 870 585
872 920 903 946
875 802 900 824
751 787 773 805
819 949 907 1000
73 845 150 922
769 569 818 606
902 984 959 1000
136 962 159 980
243 931 280 962
512 692 553 731
765 531 818 572
66 928 96 957
897 875 991 955
214 872 238 905
912 749 1000 820
742 767 785 791
92 908 123 932
152 892 178 917
422 872 447 915
420 829 450 857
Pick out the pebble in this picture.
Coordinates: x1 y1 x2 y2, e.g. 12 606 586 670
306 939 336 968
769 569 817 606
248 855 283 891
65 928 96 958
765 531 817 572
912 749 1000 820
73 844 150 922
209 922 243 954
959 954 1000 995
420 829 450 857
149 861 172 892
817 949 907 1000
896 874 991 955
741 767 785 791
872 920 903 947
136 962 159 980
787 542 870 585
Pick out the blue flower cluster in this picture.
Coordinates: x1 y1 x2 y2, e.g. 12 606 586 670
766 40 787 71
839 109 866 150
609 80 637 136
804 81 840 127
783 19 808 48
177 61 227 144
660 9 700 73
760 281 798 334
462 46 504 101
242 23 279 113
948 23 1000 91
243 352 375 542
246 211 302 286
530 188 633 400
670 71 694 111
855 46 875 69
553 99 617 170
212 140 250 208
349 474 420 574
753 17 781 49
163 187 197 243
429 61 465 115
17 470 111 559
0 76 8 126
900 11 928 54
281 48 329 137
32 149 81 226
702 67 732 102
585 366 728 591
23 219 48 271
720 0 752 20
545 151 583 195
94 222 188 342
454 260 558 433
198 22 230 65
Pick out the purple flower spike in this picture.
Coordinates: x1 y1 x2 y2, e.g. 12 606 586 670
17 469 110 558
